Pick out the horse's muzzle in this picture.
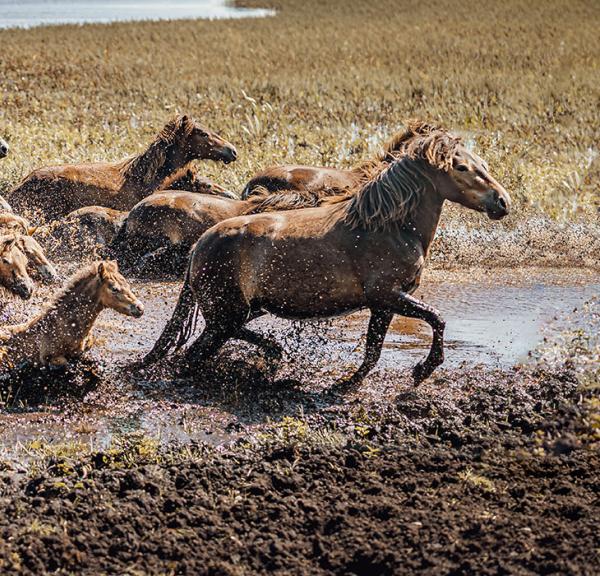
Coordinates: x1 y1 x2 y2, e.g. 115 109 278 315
485 189 511 220
129 301 145 318
13 280 34 300
221 145 238 164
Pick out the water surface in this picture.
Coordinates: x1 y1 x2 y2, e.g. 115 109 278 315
0 0 273 29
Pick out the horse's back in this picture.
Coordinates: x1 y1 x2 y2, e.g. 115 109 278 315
10 162 124 218
242 164 357 199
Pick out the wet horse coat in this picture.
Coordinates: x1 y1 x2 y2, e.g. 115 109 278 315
8 115 237 220
143 122 511 387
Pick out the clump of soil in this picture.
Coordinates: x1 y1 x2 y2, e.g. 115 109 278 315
0 366 597 575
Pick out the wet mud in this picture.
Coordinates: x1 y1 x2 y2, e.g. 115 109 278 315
0 266 598 574
0 267 598 460
0 366 598 574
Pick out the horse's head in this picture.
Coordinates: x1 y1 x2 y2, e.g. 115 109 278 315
169 170 237 198
0 137 8 160
442 144 511 220
97 260 144 318
0 235 34 299
178 115 237 165
387 121 511 220
16 233 59 284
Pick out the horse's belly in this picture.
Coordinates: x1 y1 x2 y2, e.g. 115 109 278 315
260 300 364 321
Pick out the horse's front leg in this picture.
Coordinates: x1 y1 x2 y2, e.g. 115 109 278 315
334 308 393 391
388 291 445 384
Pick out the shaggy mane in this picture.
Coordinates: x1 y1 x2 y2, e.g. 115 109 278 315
345 121 461 231
243 187 325 215
122 115 195 187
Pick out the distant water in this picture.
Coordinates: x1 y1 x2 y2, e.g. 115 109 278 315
0 0 274 29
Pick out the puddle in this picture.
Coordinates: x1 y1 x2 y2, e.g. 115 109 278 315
0 267 598 464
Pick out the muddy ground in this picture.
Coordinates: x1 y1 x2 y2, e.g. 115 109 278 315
0 267 598 574
0 366 598 575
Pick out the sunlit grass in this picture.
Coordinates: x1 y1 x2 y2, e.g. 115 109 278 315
0 0 598 220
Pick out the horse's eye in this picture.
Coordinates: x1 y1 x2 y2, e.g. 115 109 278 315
456 165 469 172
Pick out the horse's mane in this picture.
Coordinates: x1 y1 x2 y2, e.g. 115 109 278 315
344 120 461 231
122 115 195 186
243 187 325 215
40 262 102 316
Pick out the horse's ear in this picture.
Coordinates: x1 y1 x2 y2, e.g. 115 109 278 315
98 261 107 279
28 226 37 236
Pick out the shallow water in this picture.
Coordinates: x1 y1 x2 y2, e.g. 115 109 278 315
0 267 598 464
0 0 274 29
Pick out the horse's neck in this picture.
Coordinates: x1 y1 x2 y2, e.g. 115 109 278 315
126 144 190 196
152 147 190 190
405 188 445 256
48 278 103 337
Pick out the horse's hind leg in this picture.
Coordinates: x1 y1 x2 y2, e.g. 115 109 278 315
182 305 250 374
334 308 393 391
236 327 283 360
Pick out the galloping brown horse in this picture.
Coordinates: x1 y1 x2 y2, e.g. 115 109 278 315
142 121 511 387
0 261 143 368
43 171 237 259
241 130 408 199
110 189 326 277
8 115 237 220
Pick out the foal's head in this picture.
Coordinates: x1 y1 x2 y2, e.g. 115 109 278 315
96 261 144 318
173 115 237 165
169 169 237 198
404 121 511 220
16 234 59 284
0 137 8 159
0 235 34 299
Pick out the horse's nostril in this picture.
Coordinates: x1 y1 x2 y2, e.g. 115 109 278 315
498 196 507 210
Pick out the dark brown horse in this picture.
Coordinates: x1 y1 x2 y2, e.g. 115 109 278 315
142 122 511 387
8 115 237 220
241 130 409 199
110 189 323 277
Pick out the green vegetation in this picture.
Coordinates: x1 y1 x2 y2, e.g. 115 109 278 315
0 0 598 219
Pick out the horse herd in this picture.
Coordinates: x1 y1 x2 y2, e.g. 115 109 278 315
0 117 511 388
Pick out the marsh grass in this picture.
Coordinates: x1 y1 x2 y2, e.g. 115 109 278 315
0 0 598 222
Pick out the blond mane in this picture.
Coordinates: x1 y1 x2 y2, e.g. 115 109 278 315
344 121 461 231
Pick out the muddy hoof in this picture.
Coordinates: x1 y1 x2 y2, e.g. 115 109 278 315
412 361 434 385
327 374 362 397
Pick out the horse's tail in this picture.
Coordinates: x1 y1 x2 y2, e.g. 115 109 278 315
140 263 200 366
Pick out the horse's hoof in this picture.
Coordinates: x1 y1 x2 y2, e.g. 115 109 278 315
329 374 362 395
412 361 433 385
